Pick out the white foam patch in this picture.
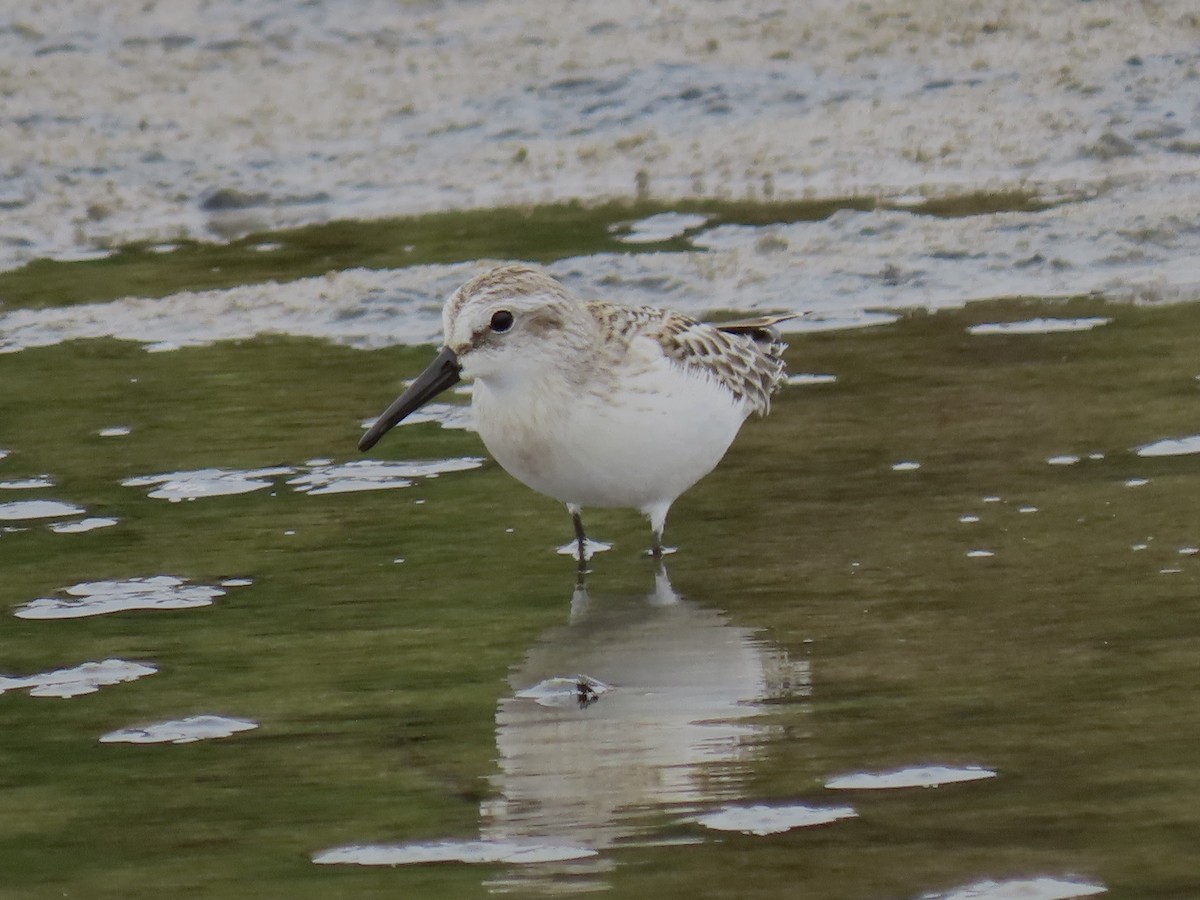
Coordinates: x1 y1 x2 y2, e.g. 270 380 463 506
98 426 132 437
1124 477 1149 487
362 402 473 432
122 466 294 501
1136 435 1200 457
1047 455 1080 466
287 458 483 495
0 500 86 520
787 373 838 385
49 517 119 534
515 675 611 709
920 876 1107 900
826 765 997 790
697 803 857 836
967 318 1111 335
960 515 980 524
312 840 598 866
14 575 230 620
100 715 259 745
967 550 995 558
0 476 54 489
613 212 709 244
892 461 921 471
0 659 157 699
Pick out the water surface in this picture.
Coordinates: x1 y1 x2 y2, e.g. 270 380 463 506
1 281 1198 897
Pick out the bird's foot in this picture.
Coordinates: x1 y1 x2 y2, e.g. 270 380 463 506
556 537 612 562
644 545 678 559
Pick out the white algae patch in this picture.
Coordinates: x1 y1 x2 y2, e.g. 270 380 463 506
1136 435 1200 458
100 715 259 745
967 318 1111 336
370 402 475 431
0 659 157 699
697 803 857 836
0 500 86 520
287 458 484 495
920 876 1107 900
826 765 997 790
14 575 232 620
0 476 54 489
48 517 119 534
313 840 597 866
122 466 294 501
124 458 483 501
613 212 709 244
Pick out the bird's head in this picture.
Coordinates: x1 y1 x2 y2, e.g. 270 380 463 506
358 265 590 452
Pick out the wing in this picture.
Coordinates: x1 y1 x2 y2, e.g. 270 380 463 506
712 312 802 341
586 302 791 416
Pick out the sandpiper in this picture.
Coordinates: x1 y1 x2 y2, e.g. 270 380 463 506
358 264 792 560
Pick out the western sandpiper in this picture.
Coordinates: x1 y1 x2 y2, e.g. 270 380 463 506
359 264 792 560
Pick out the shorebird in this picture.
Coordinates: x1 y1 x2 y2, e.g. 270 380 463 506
358 264 792 561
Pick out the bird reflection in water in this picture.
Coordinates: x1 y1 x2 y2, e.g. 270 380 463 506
314 564 809 893
482 563 808 892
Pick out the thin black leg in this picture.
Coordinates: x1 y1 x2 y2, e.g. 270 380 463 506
572 510 587 569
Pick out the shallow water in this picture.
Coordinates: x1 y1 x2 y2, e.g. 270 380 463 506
3 2 1200 893
1 256 1198 897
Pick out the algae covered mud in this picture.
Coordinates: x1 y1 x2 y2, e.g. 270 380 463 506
1 219 1199 896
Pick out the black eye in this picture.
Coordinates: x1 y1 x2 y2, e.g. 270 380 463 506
490 310 514 333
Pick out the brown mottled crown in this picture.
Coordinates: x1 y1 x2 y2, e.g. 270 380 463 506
445 264 572 325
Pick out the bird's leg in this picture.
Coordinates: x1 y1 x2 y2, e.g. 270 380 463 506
651 527 665 561
645 501 672 562
571 507 587 569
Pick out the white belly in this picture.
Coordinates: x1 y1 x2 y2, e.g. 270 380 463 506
472 362 748 512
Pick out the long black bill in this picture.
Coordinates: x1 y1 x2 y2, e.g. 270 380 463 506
358 346 462 452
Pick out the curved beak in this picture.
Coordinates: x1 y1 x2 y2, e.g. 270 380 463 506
358 346 462 452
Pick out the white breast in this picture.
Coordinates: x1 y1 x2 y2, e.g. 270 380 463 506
472 351 749 512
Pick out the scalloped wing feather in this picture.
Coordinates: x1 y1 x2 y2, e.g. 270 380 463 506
586 303 791 416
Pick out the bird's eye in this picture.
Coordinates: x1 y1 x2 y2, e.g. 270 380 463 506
490 310 514 333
